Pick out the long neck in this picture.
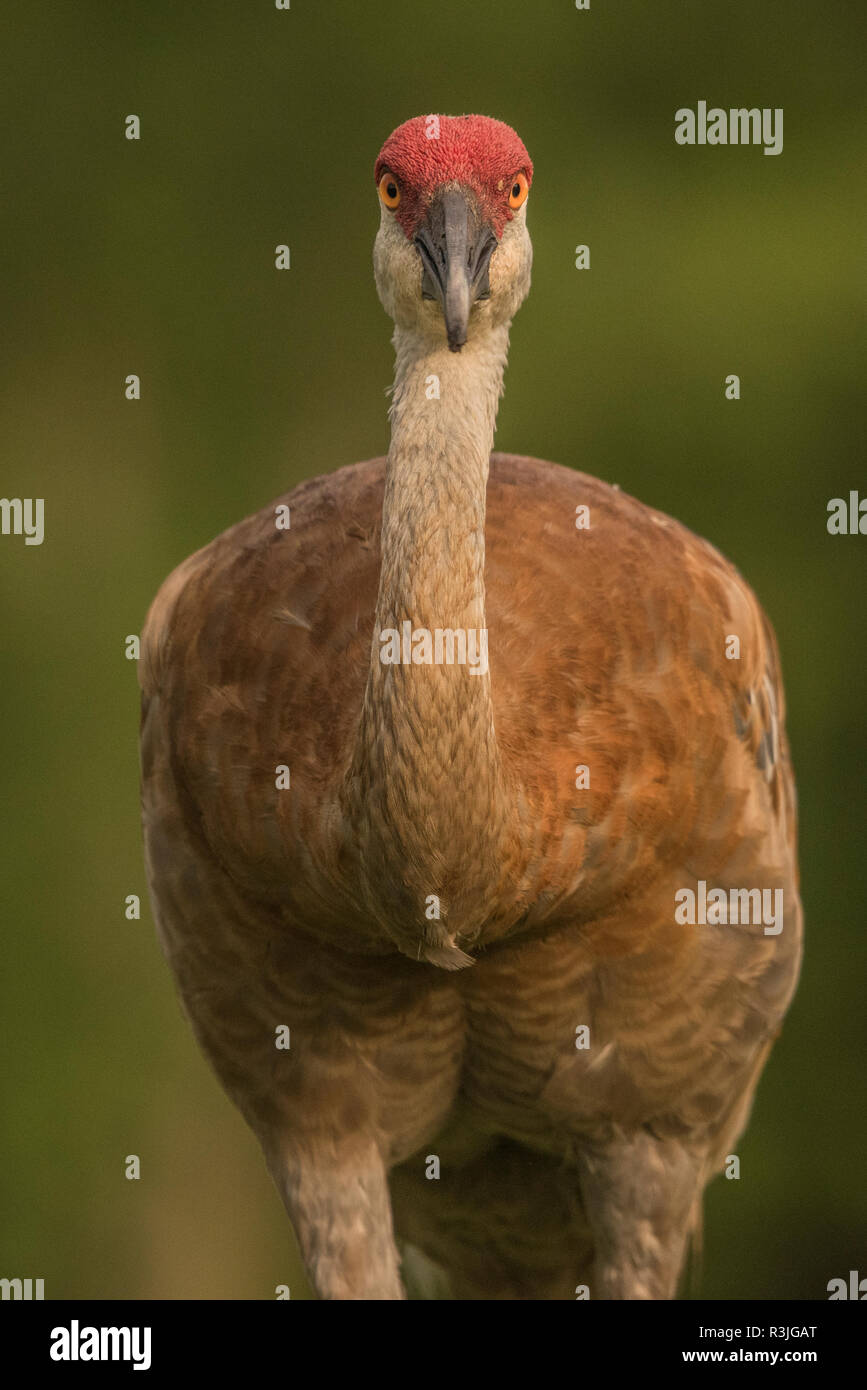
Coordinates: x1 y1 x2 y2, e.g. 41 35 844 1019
343 324 517 965
380 325 505 662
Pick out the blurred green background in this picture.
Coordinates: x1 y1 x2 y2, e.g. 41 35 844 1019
1 0 864 1299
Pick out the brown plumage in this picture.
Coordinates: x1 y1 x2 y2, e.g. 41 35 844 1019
140 115 802 1299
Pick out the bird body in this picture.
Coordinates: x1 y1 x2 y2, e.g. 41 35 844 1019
140 116 802 1299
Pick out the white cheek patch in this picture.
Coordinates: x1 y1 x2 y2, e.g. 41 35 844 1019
489 214 530 298
374 215 425 321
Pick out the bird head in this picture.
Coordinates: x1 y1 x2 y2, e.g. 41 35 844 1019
373 114 533 352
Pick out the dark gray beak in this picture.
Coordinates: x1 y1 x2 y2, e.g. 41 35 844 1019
413 187 497 352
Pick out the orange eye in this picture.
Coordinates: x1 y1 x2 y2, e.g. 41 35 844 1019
508 171 529 210
378 172 401 210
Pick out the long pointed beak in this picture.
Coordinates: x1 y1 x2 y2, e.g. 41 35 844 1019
413 187 497 352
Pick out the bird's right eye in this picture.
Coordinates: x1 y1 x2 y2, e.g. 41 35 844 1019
378 173 401 210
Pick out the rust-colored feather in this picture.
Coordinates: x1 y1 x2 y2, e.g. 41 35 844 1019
140 454 801 1299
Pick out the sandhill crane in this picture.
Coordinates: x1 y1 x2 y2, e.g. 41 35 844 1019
139 114 802 1300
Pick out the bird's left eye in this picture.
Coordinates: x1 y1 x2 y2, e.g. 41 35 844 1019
508 172 529 209
378 173 401 210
